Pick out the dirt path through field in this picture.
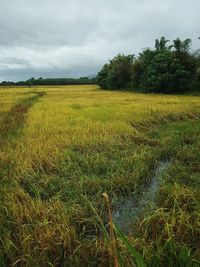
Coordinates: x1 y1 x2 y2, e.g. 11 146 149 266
0 91 46 145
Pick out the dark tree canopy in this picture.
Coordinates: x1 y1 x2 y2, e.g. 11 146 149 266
1 77 96 86
97 37 200 94
140 51 191 93
97 54 134 90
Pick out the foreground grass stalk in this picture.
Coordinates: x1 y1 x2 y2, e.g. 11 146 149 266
103 193 119 267
103 192 147 267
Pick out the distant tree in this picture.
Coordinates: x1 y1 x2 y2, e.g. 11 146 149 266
193 48 200 81
172 38 196 83
172 38 192 54
138 48 155 67
1 77 96 86
140 50 192 93
155 36 170 51
97 54 134 89
107 54 134 89
172 38 182 53
97 37 198 93
1 81 15 86
27 77 35 87
96 64 109 89
130 60 143 89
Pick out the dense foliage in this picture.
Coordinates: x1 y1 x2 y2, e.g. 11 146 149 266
97 37 200 93
0 76 96 86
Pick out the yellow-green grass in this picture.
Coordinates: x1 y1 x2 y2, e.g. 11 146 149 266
0 85 200 266
0 87 35 125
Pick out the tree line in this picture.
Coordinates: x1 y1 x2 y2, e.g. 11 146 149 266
0 77 96 87
97 37 200 93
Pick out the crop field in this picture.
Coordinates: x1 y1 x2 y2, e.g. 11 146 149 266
0 85 200 266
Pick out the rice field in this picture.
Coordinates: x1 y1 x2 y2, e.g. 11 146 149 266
0 85 200 266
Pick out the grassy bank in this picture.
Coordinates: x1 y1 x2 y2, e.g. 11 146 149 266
0 85 200 266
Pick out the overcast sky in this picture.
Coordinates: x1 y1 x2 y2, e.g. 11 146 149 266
0 0 199 81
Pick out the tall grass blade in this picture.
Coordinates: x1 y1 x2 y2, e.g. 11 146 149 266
114 225 147 267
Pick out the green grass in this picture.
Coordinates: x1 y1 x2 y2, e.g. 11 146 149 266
0 85 200 266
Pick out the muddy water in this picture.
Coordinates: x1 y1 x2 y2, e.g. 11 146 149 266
112 160 170 233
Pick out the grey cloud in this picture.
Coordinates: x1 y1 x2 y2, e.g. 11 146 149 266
0 0 199 81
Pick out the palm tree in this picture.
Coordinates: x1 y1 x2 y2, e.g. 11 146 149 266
155 39 160 51
182 38 192 53
160 36 170 50
172 38 192 54
173 38 182 53
155 37 170 51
